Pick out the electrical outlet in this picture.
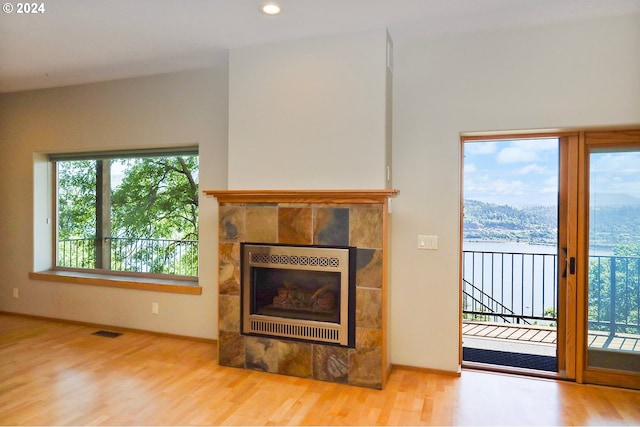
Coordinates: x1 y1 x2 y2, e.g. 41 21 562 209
12 288 19 298
152 302 159 315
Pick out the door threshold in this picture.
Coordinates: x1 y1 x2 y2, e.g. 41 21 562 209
462 359 562 380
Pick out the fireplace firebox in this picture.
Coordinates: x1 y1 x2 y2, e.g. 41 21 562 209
241 243 356 347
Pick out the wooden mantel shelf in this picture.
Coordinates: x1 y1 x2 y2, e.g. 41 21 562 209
204 189 399 204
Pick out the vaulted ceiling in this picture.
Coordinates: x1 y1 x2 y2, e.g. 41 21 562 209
1 0 639 93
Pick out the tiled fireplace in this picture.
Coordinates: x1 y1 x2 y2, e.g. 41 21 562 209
205 190 397 389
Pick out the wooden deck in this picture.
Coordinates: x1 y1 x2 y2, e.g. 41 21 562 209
463 321 640 352
463 321 557 344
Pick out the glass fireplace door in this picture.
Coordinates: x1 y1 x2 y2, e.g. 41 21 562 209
241 243 356 347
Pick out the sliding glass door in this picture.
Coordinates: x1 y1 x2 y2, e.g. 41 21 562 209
461 129 640 389
461 135 562 375
579 131 640 389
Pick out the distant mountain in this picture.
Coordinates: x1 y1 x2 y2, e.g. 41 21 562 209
463 199 557 245
464 198 640 247
590 204 640 247
589 193 640 206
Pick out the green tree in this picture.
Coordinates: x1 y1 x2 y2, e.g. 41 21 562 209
463 199 558 244
57 160 97 268
57 160 97 240
111 157 198 240
57 155 199 275
588 242 640 335
110 156 199 275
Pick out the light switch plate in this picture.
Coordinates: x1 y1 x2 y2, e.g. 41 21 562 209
418 235 438 250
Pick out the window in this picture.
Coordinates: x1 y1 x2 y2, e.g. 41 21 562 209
53 148 199 277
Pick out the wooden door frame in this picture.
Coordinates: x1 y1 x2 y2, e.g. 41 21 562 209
577 129 640 390
460 131 574 379
558 134 579 380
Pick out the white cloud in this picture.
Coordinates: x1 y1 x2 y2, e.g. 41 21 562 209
591 152 640 175
590 152 640 197
465 178 527 197
464 163 477 174
542 175 559 194
517 163 548 175
497 147 538 163
497 139 558 164
464 138 560 205
465 141 498 155
515 139 558 151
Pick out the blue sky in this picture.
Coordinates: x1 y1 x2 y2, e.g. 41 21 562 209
463 138 559 206
464 139 640 207
590 151 640 203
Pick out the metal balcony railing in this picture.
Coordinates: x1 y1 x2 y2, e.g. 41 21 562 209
463 250 558 325
58 237 198 276
463 250 640 335
589 254 640 336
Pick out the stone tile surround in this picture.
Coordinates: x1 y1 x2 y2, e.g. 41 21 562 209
206 190 397 389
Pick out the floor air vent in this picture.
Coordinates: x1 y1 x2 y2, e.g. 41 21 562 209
92 330 123 338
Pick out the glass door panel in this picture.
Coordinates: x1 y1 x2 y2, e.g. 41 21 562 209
584 138 640 389
461 136 561 375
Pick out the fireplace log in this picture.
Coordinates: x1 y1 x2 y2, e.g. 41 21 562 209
273 280 336 312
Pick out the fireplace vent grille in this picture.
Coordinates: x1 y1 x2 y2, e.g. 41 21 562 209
249 318 341 344
250 253 340 268
243 243 353 347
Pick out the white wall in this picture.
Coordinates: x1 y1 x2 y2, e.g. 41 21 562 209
1 13 639 371
391 13 640 371
0 68 228 339
228 30 390 190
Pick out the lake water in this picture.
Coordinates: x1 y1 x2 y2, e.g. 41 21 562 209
464 241 556 254
464 241 614 256
462 241 618 324
462 241 559 322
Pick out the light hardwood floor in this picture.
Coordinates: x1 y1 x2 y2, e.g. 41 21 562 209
1 313 639 426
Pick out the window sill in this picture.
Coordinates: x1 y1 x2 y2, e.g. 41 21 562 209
29 270 202 295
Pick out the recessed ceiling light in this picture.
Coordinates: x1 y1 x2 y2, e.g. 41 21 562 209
260 2 282 15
